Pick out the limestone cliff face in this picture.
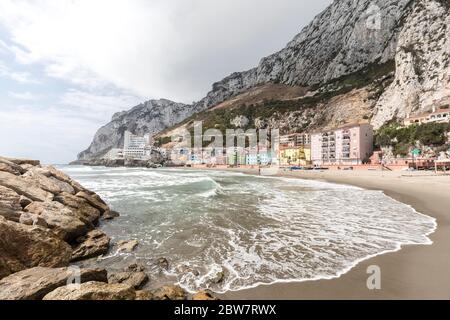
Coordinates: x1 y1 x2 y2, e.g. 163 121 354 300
193 0 413 110
78 0 449 160
78 99 195 160
372 0 450 128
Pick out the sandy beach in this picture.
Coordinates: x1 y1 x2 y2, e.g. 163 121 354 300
212 168 450 300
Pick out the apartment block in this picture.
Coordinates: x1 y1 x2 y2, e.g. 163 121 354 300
311 123 374 166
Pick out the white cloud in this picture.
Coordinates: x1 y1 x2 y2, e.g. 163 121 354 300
0 0 331 102
8 91 41 100
0 62 39 83
61 89 144 120
0 104 100 164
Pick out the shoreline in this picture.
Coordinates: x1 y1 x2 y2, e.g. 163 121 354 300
63 165 450 299
212 168 450 299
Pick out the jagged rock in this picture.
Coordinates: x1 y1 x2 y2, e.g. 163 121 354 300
0 185 24 222
0 216 72 279
2 157 40 166
0 267 107 300
19 212 48 228
176 264 200 277
192 290 219 301
76 191 109 213
25 201 89 242
19 164 34 171
71 229 111 262
152 285 187 300
49 177 75 194
372 0 450 128
156 257 169 271
19 195 32 208
211 270 226 284
78 99 193 161
0 171 53 202
54 192 101 225
101 210 120 221
135 290 153 300
0 157 25 175
44 165 86 194
43 281 136 300
126 263 147 273
23 168 66 195
117 240 139 253
108 271 149 289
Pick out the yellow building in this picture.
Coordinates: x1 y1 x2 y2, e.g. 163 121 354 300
279 146 311 166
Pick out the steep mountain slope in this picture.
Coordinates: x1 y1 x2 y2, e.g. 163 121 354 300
78 0 449 160
192 0 414 111
372 0 450 127
78 99 195 160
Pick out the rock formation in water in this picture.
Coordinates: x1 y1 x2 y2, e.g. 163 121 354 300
79 0 450 160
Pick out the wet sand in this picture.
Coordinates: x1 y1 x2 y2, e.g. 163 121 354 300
215 169 450 300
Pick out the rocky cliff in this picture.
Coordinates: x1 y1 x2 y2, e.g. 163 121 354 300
78 0 450 160
78 99 195 160
372 0 450 127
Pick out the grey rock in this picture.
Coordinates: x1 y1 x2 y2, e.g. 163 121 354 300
0 267 107 300
152 285 187 300
117 239 139 253
25 201 89 242
0 171 53 202
108 271 149 290
71 229 111 262
0 216 72 279
78 99 194 160
43 281 136 300
0 185 24 222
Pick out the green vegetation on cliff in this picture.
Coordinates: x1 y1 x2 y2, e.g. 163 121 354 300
375 122 450 156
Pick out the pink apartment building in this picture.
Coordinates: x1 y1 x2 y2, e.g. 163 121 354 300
311 123 374 166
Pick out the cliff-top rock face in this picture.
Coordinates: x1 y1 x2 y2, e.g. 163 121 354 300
193 0 413 111
78 99 195 160
372 0 450 127
79 0 449 160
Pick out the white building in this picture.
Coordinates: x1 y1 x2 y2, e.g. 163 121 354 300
123 131 152 159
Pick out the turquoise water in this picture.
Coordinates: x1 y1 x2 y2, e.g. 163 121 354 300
60 165 436 293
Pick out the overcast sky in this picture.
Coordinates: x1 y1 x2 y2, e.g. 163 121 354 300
0 0 332 164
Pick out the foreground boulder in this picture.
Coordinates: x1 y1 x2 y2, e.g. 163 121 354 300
44 165 87 194
0 185 24 222
108 264 149 289
71 229 111 262
0 217 72 279
0 267 107 300
43 281 136 300
54 192 101 225
0 171 53 202
76 191 109 214
2 157 40 166
192 290 220 301
25 201 89 242
0 157 25 175
152 285 187 300
117 239 139 253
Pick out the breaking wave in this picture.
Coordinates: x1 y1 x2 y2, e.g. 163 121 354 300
60 166 437 293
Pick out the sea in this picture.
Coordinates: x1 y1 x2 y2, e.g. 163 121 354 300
58 165 437 294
